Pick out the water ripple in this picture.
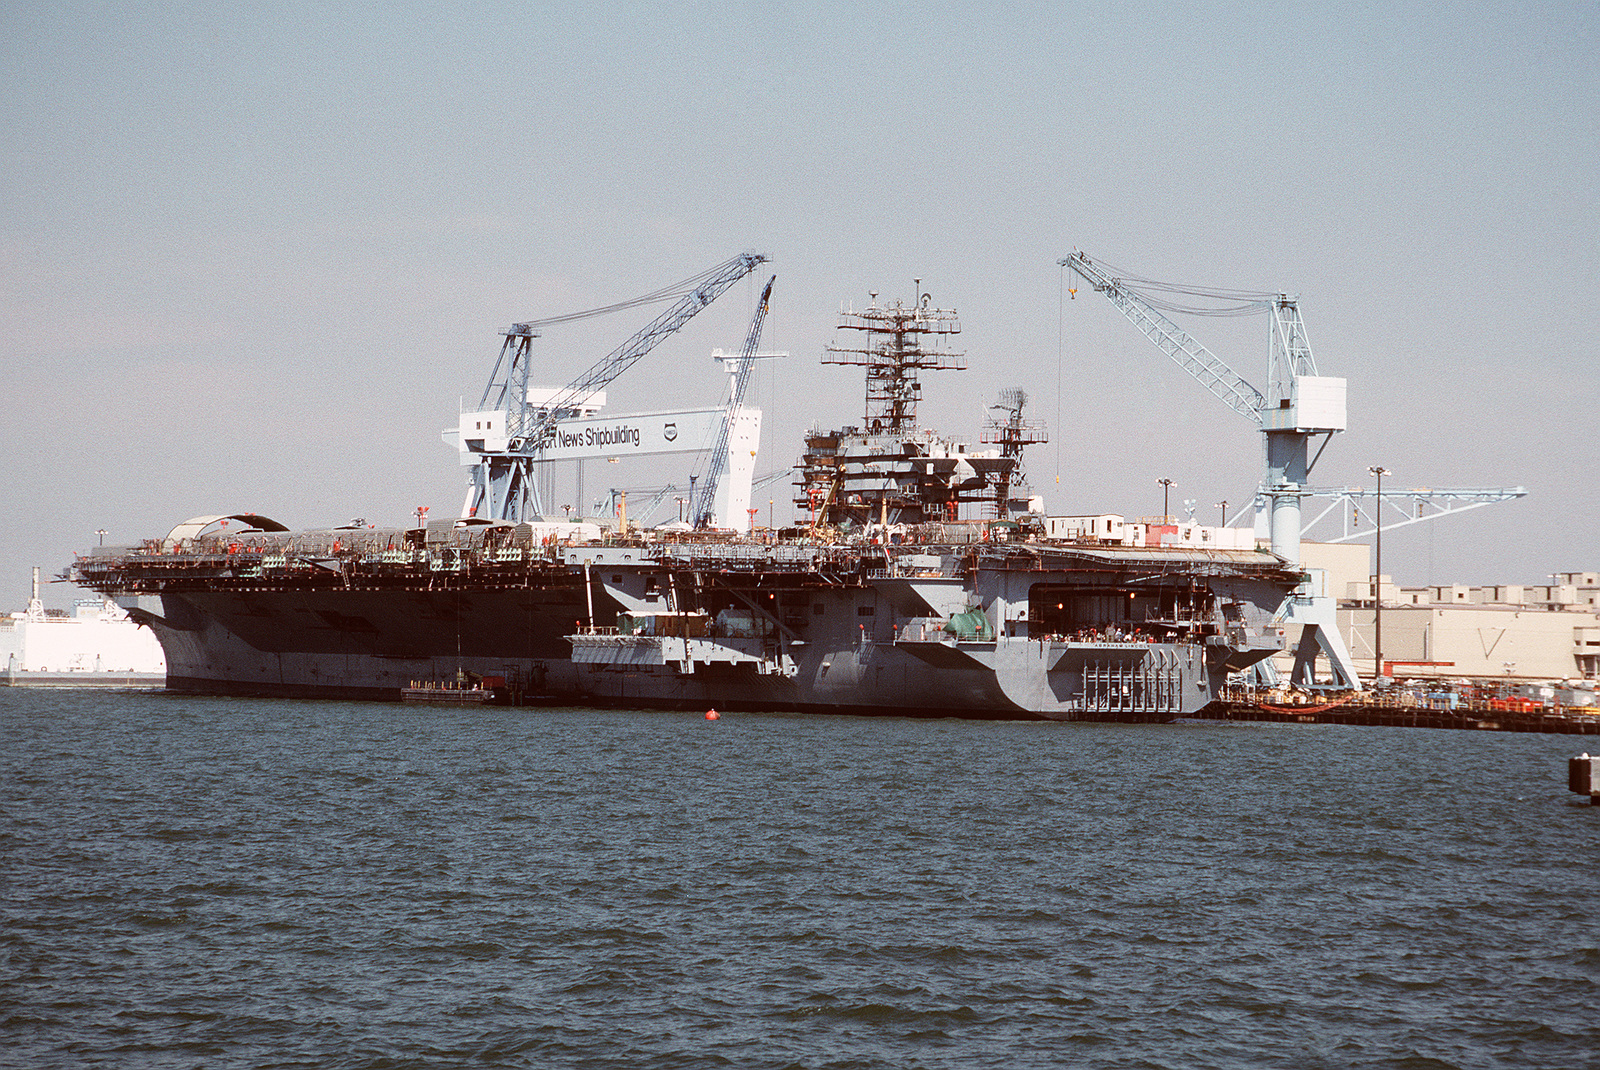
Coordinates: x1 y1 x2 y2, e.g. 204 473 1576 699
3 692 1597 1069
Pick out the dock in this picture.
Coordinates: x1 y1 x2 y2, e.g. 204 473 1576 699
1192 690 1600 736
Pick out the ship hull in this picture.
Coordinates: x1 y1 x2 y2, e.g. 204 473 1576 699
127 588 1020 713
114 548 1289 720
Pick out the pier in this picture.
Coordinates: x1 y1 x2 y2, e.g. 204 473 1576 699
1195 688 1600 736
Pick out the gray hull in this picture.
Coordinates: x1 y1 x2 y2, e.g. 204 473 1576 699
116 543 1291 720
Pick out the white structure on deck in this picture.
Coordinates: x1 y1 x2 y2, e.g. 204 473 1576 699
1045 514 1256 550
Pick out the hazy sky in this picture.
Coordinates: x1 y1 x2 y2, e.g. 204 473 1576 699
4 1 1596 608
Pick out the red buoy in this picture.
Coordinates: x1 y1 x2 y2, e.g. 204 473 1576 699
705 709 720 721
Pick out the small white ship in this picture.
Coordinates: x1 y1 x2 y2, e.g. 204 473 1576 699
2 568 165 687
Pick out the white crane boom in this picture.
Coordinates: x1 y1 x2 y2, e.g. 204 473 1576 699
694 275 775 528
1060 251 1265 423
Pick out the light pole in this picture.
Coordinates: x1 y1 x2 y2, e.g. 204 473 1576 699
95 528 108 547
1215 501 1227 528
1158 478 1174 522
769 498 774 531
1368 465 1390 681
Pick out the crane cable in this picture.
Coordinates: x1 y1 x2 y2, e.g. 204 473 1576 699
1087 256 1279 318
511 258 748 331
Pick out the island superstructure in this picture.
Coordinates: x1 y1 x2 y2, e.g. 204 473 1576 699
796 288 1046 531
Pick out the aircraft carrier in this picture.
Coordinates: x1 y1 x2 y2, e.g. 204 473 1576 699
71 521 1297 718
69 276 1304 719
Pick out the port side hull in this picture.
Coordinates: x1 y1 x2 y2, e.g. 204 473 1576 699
129 587 1227 719
92 536 1298 721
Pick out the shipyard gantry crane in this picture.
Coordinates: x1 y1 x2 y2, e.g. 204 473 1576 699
1062 250 1353 685
1060 249 1526 688
1061 250 1343 565
463 252 768 521
693 274 775 529
1060 250 1525 551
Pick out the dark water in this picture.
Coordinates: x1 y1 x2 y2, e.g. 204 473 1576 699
3 690 1596 1069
